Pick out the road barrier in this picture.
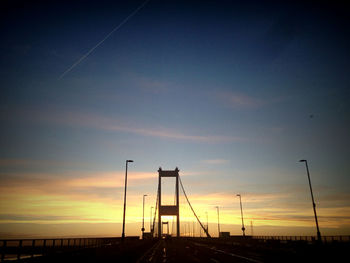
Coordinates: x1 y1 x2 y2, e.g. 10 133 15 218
0 237 128 262
253 235 350 244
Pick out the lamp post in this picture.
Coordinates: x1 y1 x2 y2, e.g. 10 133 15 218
192 221 194 237
150 206 154 234
299 159 321 242
122 160 133 241
206 211 209 234
250 221 253 236
216 206 220 238
142 194 148 238
237 194 245 236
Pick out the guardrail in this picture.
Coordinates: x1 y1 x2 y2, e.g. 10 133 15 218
253 235 350 244
0 237 126 262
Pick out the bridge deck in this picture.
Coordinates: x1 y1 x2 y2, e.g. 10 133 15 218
2 237 349 263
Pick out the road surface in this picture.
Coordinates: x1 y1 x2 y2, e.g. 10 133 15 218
19 237 348 263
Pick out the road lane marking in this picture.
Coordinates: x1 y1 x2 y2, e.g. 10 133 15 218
213 249 263 263
192 242 263 263
162 247 167 262
148 241 162 262
135 240 161 263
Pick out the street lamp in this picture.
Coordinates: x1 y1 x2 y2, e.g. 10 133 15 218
299 159 322 242
216 206 220 238
122 160 133 241
206 211 209 234
236 194 245 236
142 194 148 238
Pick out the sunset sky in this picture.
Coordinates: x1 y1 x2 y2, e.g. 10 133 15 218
1 0 349 238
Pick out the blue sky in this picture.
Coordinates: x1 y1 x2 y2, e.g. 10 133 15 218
0 0 349 237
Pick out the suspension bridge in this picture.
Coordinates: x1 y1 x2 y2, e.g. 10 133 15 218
1 167 349 262
149 167 211 239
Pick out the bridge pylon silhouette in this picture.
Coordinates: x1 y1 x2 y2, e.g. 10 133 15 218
157 167 180 237
152 167 211 238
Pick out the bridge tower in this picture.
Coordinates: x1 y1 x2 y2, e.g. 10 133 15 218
158 167 180 237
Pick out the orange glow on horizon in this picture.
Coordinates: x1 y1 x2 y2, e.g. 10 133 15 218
1 170 350 237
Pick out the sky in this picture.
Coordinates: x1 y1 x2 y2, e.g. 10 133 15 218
0 0 349 238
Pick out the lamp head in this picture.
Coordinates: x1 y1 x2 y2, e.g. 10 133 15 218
299 159 306 162
127 160 134 163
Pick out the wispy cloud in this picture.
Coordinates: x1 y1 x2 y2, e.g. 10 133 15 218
0 158 88 168
128 74 171 94
0 214 108 222
66 172 155 188
201 159 229 165
1 171 350 231
0 169 158 224
218 91 264 109
217 91 287 110
16 109 245 143
0 170 156 192
0 159 34 166
186 192 291 206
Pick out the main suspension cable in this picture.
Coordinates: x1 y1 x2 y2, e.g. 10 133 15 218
178 175 211 238
152 187 159 236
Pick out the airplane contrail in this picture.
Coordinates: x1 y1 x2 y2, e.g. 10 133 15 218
58 0 150 80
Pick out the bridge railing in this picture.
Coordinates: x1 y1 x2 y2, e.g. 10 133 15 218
0 237 125 262
253 235 350 244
